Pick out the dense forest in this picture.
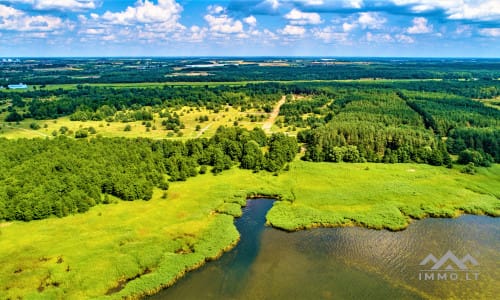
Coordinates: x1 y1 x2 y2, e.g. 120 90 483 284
0 127 297 221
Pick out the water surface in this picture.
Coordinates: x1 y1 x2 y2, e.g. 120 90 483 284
152 199 499 299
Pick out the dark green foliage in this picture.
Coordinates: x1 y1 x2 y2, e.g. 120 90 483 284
0 137 162 221
74 129 88 138
29 123 40 130
0 126 296 221
457 149 493 167
447 128 499 162
461 162 477 175
5 111 24 122
265 133 298 171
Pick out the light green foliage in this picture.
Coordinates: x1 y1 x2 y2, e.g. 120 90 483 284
0 161 498 299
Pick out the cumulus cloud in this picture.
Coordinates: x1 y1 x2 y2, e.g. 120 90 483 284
358 12 386 29
395 33 414 43
279 24 306 36
339 12 385 32
0 3 68 31
243 15 257 27
2 0 98 12
407 17 432 34
343 0 363 8
342 22 357 32
204 14 244 34
295 0 324 5
100 0 182 27
392 0 500 22
478 28 500 37
365 32 393 42
207 5 225 15
266 0 280 10
312 26 348 42
285 8 322 25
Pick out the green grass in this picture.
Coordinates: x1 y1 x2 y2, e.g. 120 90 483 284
0 161 498 299
25 78 444 91
0 105 272 140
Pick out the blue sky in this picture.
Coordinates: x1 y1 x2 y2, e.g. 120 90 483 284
0 0 499 57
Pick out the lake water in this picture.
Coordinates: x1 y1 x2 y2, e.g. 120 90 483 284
151 199 499 299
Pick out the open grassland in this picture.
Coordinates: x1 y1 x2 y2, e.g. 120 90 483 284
0 161 498 299
0 105 275 140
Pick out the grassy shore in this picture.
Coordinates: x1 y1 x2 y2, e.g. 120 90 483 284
0 161 498 299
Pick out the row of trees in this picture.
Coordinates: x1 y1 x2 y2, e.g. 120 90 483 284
3 59 500 85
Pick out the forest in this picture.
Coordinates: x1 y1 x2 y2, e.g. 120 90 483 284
1 58 500 85
0 59 499 222
0 127 297 221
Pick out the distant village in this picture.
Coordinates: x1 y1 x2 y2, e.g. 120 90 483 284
0 58 28 90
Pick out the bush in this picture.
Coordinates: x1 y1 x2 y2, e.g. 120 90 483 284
5 111 23 122
458 149 492 167
75 129 88 139
460 162 476 175
29 123 41 130
124 124 132 131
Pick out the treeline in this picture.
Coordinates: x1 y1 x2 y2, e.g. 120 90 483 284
3 83 283 121
299 88 498 167
2 59 500 85
0 127 297 221
447 128 499 163
399 90 499 135
298 90 449 165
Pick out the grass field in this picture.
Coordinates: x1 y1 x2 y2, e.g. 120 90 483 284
0 105 276 140
1 161 498 299
2 78 444 92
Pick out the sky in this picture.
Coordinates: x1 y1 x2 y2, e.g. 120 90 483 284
0 0 499 57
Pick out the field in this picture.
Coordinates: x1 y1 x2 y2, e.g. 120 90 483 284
1 161 498 299
0 106 275 140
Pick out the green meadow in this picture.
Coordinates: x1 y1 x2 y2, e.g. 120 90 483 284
1 161 498 299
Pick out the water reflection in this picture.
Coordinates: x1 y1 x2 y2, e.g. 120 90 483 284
151 200 499 300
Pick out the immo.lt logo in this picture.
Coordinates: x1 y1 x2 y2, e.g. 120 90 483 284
418 250 480 281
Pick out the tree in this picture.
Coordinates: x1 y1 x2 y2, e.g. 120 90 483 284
5 111 23 122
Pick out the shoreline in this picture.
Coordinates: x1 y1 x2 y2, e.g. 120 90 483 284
130 198 498 299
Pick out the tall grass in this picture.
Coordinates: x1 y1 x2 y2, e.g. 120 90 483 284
0 161 498 298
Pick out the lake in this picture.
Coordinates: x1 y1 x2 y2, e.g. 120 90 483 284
151 199 499 299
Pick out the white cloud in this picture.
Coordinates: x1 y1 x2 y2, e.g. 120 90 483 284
100 0 182 27
407 17 432 34
4 0 98 12
344 0 363 8
243 15 257 27
0 4 68 31
454 24 471 37
478 28 500 37
265 0 280 10
207 5 224 15
312 26 348 43
187 25 207 42
284 8 322 25
365 32 393 42
342 22 357 32
295 0 324 5
279 25 306 36
392 0 500 22
204 14 244 34
395 34 414 43
358 12 386 29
